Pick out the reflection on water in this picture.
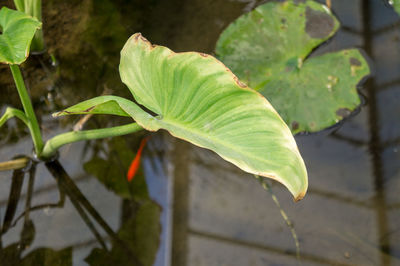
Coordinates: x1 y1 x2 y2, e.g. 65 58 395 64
0 0 400 265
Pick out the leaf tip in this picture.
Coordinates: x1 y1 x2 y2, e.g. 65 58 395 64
293 190 306 202
233 76 247 88
52 110 69 117
52 112 60 117
131 32 154 48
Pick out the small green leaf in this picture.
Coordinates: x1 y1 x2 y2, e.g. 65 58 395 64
53 96 131 118
216 0 370 133
0 7 41 64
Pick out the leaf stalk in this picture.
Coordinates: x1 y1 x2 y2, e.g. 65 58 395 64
41 122 144 159
10 64 44 156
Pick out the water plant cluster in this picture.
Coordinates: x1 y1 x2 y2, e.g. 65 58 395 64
1 0 388 264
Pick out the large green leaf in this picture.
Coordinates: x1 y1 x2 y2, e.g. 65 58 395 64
55 34 308 200
216 0 370 133
0 7 41 64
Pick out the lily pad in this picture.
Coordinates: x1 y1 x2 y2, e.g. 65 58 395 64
0 7 41 64
55 33 308 200
216 0 370 133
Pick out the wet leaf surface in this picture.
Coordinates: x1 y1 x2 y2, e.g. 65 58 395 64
216 0 370 133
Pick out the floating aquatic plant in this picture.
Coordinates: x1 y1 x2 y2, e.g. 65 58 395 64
216 0 370 133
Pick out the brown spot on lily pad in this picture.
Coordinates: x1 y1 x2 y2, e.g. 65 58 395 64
291 121 299 131
199 53 208 57
305 7 335 39
349 57 361 66
336 108 351 118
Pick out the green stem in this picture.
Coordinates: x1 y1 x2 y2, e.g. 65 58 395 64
13 0 25 11
29 0 44 52
14 0 45 52
10 64 44 156
41 123 144 159
0 107 29 128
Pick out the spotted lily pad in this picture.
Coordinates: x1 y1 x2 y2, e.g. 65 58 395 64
0 7 41 64
55 33 308 200
216 0 370 133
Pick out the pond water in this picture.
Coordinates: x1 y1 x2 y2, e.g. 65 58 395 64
0 0 400 265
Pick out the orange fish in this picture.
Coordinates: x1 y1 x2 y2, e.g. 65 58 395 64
127 136 149 181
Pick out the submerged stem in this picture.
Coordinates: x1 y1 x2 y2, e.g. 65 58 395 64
0 157 30 171
255 175 300 260
10 64 44 156
41 122 144 159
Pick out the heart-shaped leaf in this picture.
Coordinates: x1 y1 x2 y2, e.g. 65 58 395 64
216 0 370 133
0 7 41 64
56 34 308 200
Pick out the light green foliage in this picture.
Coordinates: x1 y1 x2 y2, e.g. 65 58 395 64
0 7 41 64
216 0 370 133
56 33 308 200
